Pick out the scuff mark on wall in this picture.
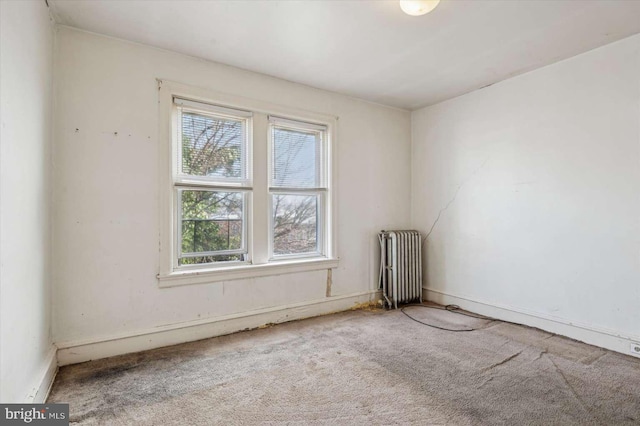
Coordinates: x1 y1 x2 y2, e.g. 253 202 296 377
326 269 332 297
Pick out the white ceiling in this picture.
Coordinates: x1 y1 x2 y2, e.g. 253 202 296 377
50 0 640 110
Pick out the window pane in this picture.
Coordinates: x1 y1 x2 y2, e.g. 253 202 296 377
181 111 245 179
272 127 321 188
180 190 244 260
272 194 318 256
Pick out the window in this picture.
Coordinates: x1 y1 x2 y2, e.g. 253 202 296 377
174 99 251 266
158 81 337 286
270 117 327 258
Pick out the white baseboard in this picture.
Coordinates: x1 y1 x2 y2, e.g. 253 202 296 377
57 291 380 366
424 287 640 358
27 345 58 403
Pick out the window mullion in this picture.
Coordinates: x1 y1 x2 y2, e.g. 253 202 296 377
252 113 270 264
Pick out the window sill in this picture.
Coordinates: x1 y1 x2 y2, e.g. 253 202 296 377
157 257 339 288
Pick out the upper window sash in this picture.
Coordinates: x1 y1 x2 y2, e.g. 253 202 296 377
269 116 327 190
174 97 252 187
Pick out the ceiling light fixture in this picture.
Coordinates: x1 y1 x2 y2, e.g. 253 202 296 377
399 0 440 16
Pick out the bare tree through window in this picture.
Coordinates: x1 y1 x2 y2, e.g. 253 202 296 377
271 125 323 256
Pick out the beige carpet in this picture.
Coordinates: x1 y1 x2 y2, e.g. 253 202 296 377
48 306 640 425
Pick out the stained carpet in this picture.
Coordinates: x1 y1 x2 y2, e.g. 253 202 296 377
48 306 640 425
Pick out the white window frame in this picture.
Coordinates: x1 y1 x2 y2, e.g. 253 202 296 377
268 116 328 261
157 80 338 287
174 98 253 268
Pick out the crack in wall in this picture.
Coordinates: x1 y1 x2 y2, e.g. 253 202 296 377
422 156 492 245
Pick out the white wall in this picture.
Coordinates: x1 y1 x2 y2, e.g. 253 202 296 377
52 27 411 360
412 34 640 355
0 1 56 402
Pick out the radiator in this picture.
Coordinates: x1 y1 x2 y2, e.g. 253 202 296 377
378 230 423 309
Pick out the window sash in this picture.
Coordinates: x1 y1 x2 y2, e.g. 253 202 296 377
175 188 250 266
269 121 327 190
269 191 325 260
176 100 252 186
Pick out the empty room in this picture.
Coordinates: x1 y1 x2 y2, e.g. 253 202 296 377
1 0 639 424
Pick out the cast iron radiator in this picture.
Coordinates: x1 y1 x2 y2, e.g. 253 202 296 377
378 230 423 309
